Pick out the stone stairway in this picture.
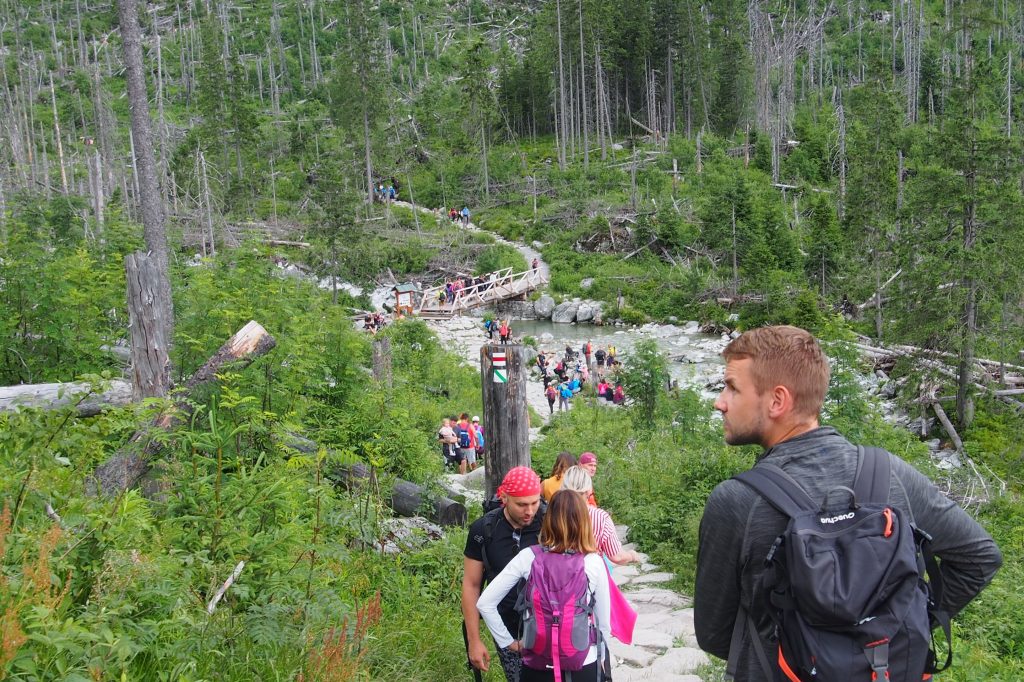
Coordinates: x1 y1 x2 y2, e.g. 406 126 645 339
608 526 709 681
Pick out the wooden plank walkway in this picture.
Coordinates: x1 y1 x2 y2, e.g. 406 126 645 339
416 266 548 318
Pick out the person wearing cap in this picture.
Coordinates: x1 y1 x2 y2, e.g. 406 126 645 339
561 466 640 566
462 467 544 681
578 452 599 507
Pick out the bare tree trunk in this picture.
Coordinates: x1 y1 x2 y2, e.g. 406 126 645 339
363 106 374 203
118 0 174 346
91 149 104 233
200 150 216 256
556 0 567 169
835 89 847 220
731 203 738 297
125 251 170 400
48 73 68 195
579 0 589 168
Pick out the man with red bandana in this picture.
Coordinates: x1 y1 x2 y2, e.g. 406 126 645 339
462 466 544 681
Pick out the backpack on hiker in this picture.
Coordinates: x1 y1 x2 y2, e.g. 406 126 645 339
455 425 472 449
515 546 601 682
730 446 951 682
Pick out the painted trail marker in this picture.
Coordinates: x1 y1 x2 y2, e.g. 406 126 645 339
493 368 508 383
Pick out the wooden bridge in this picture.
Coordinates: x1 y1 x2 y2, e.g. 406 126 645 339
416 267 548 318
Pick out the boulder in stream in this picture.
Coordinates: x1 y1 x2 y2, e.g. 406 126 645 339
552 301 580 323
534 295 556 319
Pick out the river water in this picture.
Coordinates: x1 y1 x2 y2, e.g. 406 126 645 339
512 319 728 398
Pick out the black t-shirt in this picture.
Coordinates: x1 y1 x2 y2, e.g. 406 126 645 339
465 508 543 634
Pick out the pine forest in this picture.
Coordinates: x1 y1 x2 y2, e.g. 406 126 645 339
0 0 1022 680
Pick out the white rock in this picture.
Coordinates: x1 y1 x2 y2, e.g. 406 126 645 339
580 277 595 290
649 647 710 676
631 572 674 585
607 639 657 667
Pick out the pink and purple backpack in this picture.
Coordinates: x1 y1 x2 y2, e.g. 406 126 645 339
515 546 598 681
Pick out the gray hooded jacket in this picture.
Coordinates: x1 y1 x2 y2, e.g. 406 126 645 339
694 427 1002 681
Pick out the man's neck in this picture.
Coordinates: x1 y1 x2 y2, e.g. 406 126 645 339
762 419 820 449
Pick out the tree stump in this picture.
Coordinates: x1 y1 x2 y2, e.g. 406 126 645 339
481 344 531 500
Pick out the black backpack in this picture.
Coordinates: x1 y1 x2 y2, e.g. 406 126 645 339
730 446 951 682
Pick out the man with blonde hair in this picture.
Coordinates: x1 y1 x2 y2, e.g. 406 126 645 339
695 325 1001 682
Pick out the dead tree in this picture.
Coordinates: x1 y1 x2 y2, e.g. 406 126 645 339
126 251 171 399
92 321 276 496
118 0 174 345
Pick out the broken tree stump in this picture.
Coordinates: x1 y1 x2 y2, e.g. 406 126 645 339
91 321 276 496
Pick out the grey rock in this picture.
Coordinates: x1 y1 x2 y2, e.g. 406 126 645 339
631 572 674 585
552 301 580 323
577 301 601 323
667 315 679 323
580 277 595 290
933 449 962 470
534 295 556 319
925 438 942 451
531 240 545 250
538 333 555 344
630 628 676 649
607 639 657 667
649 647 709 676
683 320 700 332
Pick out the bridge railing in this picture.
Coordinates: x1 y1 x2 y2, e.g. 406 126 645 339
417 266 547 314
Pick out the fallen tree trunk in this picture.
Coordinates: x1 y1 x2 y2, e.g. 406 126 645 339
0 380 132 417
91 321 276 496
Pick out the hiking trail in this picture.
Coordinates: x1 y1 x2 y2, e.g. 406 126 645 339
608 524 708 681
401 199 708 678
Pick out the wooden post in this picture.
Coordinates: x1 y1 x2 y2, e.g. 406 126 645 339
481 344 530 500
126 251 170 400
372 338 393 388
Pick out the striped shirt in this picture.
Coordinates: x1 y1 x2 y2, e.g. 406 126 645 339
588 505 623 559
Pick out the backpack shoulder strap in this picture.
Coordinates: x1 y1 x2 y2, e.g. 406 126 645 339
479 508 504 577
733 463 817 518
852 445 892 505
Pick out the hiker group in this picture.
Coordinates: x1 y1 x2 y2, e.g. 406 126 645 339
438 272 500 307
463 452 639 682
361 311 387 334
484 318 513 343
459 325 1002 682
448 206 471 224
438 414 485 475
538 342 624 413
373 178 399 203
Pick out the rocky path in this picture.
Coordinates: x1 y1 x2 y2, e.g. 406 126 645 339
391 200 550 281
609 525 708 681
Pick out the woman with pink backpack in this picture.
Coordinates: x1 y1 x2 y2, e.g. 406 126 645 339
477 489 611 682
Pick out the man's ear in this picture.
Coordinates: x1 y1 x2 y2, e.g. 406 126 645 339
767 384 794 419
